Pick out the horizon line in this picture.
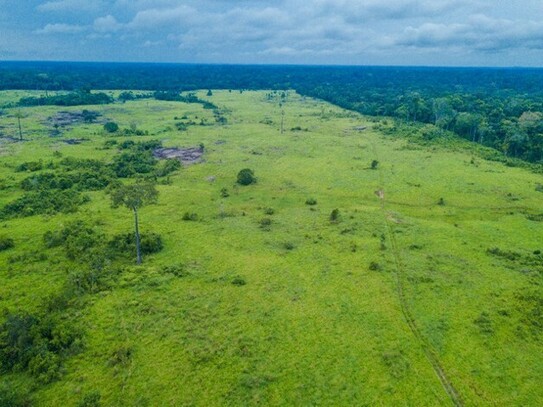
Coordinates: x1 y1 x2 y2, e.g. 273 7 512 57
1 59 542 70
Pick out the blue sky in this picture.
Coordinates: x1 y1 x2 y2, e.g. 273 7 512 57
1 0 543 66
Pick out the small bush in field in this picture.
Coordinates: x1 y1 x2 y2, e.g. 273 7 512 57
182 212 198 221
0 237 15 251
237 168 256 185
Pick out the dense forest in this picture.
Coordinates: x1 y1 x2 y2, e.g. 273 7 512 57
1 62 543 163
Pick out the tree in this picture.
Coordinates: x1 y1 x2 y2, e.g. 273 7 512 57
111 182 158 264
14 109 25 140
432 98 456 130
237 168 256 185
103 121 119 133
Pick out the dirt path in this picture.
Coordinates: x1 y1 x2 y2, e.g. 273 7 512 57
371 144 464 407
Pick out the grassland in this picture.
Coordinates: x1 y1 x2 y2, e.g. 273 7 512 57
0 90 542 406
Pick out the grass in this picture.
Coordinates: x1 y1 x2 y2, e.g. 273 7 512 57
0 90 542 406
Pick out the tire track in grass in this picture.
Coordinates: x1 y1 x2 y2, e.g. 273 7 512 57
371 142 464 407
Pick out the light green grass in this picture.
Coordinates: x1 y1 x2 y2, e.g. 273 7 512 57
0 90 542 406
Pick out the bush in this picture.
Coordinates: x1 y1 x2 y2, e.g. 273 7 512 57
15 160 43 172
108 232 163 256
182 212 198 221
0 382 31 407
161 264 189 277
305 198 317 205
155 159 181 177
78 391 102 407
330 208 340 222
283 242 295 250
370 160 379 169
21 170 113 192
0 189 89 219
28 350 62 383
232 277 246 286
0 237 14 251
0 312 81 382
259 218 272 229
103 122 119 133
110 151 157 178
237 168 256 185
220 188 230 198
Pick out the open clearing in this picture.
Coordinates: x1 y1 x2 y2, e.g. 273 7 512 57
0 90 542 406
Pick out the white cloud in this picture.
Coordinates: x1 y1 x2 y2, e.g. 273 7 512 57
94 15 122 33
5 0 543 65
35 23 86 34
127 5 198 29
395 15 543 52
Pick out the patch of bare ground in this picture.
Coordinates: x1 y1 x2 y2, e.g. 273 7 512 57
46 110 103 128
153 146 204 166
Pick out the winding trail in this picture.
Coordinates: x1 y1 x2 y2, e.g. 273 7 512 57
371 143 464 407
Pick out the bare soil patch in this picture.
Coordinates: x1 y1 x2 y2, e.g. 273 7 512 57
153 146 204 166
47 110 103 128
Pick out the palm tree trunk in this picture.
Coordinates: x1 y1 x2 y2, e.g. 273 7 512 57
17 116 22 141
134 207 142 265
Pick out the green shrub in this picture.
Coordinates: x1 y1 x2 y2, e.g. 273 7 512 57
155 159 181 177
0 237 15 251
110 151 157 178
283 242 295 250
237 168 256 185
15 160 43 172
0 312 81 382
330 208 340 222
28 350 62 383
162 264 189 277
232 277 246 286
220 188 230 198
103 122 119 133
264 207 275 215
259 218 272 229
305 198 317 205
21 170 113 192
182 212 198 221
370 160 379 169
108 233 163 256
108 346 132 368
78 391 102 407
0 189 89 219
119 140 135 149
474 312 494 335
0 382 31 407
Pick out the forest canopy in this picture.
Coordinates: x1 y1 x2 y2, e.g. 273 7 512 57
1 62 543 162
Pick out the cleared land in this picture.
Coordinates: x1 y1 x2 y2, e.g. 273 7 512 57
0 90 542 406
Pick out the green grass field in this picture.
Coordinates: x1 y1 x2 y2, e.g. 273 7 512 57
1 90 542 406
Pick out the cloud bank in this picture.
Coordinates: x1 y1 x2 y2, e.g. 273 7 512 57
1 0 542 66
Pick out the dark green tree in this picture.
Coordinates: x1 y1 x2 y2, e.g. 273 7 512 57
103 122 119 133
111 182 158 264
237 168 256 185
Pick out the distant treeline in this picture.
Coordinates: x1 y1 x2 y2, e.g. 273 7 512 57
19 90 113 106
2 61 543 162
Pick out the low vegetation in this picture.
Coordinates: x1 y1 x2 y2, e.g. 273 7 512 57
0 89 542 406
